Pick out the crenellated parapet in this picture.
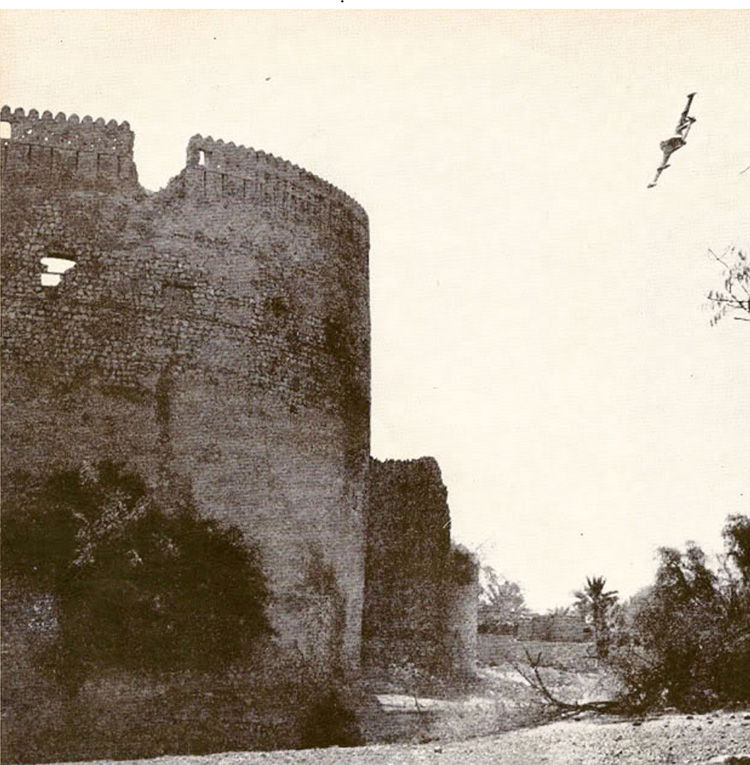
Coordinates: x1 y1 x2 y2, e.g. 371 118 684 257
0 106 138 189
180 134 368 232
1 106 134 153
2 106 372 690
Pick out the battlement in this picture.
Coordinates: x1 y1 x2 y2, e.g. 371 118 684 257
1 106 134 153
180 134 368 230
0 105 138 189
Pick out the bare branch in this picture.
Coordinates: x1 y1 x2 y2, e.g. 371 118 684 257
647 93 696 188
706 295 747 308
707 248 733 272
507 647 629 715
706 247 750 326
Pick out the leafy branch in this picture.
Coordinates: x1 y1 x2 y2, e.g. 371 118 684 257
706 247 750 325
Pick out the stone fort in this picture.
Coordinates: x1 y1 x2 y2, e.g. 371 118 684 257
0 106 477 687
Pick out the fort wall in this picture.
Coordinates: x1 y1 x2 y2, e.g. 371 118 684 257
0 106 138 189
181 135 368 229
363 458 478 675
1 106 369 671
2 108 478 764
516 613 590 642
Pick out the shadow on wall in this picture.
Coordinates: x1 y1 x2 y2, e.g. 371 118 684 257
363 458 479 678
275 545 348 676
0 466 363 764
0 628 364 764
0 507 366 763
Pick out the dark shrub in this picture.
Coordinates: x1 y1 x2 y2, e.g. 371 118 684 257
611 515 750 711
299 687 364 749
2 460 272 681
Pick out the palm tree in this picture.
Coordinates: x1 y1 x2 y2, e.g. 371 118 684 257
574 576 618 659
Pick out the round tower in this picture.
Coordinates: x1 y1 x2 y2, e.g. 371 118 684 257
1 108 370 670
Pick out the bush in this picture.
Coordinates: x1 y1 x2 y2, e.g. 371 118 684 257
299 687 364 749
610 515 750 711
2 460 272 682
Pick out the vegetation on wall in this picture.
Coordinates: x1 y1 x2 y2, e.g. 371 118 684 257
2 460 272 684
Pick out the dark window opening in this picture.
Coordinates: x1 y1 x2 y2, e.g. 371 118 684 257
270 296 289 317
163 281 195 307
324 317 347 358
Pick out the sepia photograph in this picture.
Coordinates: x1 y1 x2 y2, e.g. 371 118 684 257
1 9 749 765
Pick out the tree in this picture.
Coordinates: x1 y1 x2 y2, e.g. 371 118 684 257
573 576 619 658
611 518 750 711
2 460 272 683
547 605 570 617
706 246 750 326
478 566 529 633
723 513 750 586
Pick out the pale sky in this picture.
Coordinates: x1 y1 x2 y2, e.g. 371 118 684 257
2 10 749 611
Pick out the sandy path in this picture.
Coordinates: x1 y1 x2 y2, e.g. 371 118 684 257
51 711 750 765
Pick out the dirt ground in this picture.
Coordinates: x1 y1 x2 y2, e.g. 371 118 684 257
50 711 750 765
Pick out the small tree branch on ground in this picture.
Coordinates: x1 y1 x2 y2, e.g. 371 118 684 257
508 647 630 716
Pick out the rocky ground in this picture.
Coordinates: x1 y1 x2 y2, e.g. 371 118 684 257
51 711 750 765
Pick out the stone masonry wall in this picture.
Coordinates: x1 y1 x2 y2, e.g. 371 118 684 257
1 105 370 672
363 458 478 675
516 613 590 642
1 103 484 762
0 106 138 190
